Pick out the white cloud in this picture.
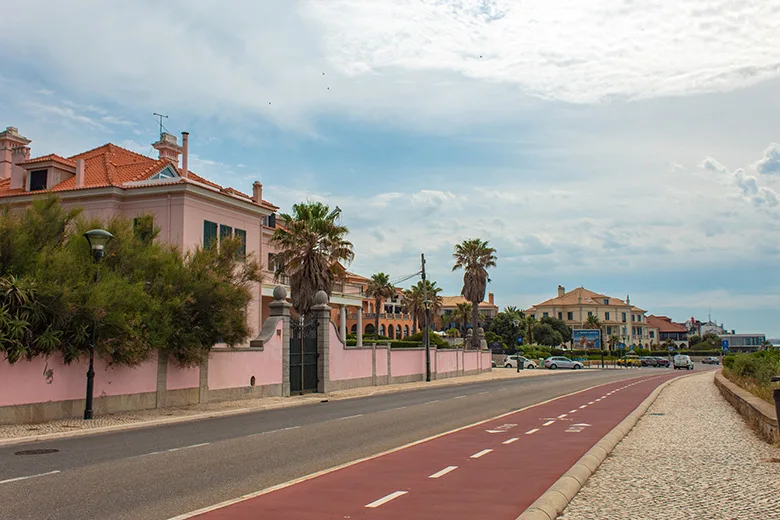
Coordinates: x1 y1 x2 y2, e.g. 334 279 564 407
754 142 780 175
734 169 780 209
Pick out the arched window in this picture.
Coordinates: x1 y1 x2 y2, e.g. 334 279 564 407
388 326 394 339
404 325 409 338
379 324 385 337
351 324 357 334
396 325 402 339
365 324 375 335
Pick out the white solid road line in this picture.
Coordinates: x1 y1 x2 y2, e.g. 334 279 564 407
168 443 210 452
366 491 408 508
503 437 519 445
249 425 301 437
425 400 441 404
470 449 493 459
0 470 61 485
543 420 555 426
453 395 467 399
428 466 458 479
525 428 539 435
477 391 489 395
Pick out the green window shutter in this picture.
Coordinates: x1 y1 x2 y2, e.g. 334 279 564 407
234 228 247 258
204 220 218 248
219 224 233 241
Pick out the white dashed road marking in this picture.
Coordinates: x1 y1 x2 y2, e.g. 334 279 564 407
429 466 458 479
558 414 568 419
543 420 556 426
365 491 408 508
470 449 493 459
525 428 540 435
0 470 60 485
579 405 588 409
168 443 209 452
503 437 519 445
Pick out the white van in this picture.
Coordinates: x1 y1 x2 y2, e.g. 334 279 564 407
673 354 693 370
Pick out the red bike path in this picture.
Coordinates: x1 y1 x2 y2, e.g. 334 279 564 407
191 372 681 520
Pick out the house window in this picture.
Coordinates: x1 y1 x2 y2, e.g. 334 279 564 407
558 312 562 320
29 169 47 191
543 312 549 318
622 312 627 323
588 311 593 317
603 299 609 305
605 312 610 321
567 312 574 320
650 331 655 339
203 220 218 248
219 224 233 241
234 228 247 257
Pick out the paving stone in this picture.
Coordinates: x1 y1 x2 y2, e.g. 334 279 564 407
561 372 780 520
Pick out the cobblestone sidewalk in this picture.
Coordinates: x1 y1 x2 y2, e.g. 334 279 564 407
0 365 561 442
561 371 780 520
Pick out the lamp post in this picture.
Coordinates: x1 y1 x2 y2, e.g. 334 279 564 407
513 319 523 372
83 229 114 420
424 299 432 382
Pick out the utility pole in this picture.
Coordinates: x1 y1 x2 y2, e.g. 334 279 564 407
422 253 431 382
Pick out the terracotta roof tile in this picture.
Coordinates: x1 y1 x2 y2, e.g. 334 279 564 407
18 154 76 168
440 295 497 309
647 315 688 333
534 287 628 308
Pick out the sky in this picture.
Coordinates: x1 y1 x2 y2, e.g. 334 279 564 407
1 0 779 337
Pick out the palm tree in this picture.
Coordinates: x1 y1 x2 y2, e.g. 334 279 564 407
366 273 395 338
450 302 472 337
452 238 497 349
524 315 537 346
608 334 620 351
584 315 601 329
403 286 423 334
271 201 354 316
415 279 443 331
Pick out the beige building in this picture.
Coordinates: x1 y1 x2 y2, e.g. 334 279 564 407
525 286 654 348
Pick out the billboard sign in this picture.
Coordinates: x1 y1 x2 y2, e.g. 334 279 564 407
573 329 601 349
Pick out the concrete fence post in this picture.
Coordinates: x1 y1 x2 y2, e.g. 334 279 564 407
198 356 209 404
372 344 377 386
156 353 168 409
312 290 332 394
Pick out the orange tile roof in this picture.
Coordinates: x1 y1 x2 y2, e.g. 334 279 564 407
440 295 497 309
0 142 279 210
534 287 628 308
647 315 688 333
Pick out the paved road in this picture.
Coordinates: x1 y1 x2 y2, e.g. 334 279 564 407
0 367 701 520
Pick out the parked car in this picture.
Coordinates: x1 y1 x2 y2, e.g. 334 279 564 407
492 360 497 368
701 356 720 365
653 357 671 367
639 356 658 367
673 354 694 370
504 355 537 369
617 354 642 367
544 356 584 370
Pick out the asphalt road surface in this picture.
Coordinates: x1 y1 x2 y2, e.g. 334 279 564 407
0 367 708 520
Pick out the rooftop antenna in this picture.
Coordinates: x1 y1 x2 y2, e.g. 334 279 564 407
153 113 169 136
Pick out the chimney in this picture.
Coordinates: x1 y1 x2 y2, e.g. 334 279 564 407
626 294 630 305
0 126 31 181
557 285 565 297
252 181 263 203
75 159 85 188
488 292 494 305
9 146 30 190
181 132 189 179
152 132 182 164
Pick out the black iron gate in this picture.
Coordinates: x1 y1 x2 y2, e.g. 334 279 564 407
290 316 319 395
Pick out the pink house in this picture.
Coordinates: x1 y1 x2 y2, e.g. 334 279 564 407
0 125 278 343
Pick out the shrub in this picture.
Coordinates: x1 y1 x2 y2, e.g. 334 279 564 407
723 350 780 403
406 330 448 347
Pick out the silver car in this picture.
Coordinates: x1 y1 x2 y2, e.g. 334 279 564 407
544 356 584 370
504 355 537 369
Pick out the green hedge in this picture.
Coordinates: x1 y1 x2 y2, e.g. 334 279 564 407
723 350 780 404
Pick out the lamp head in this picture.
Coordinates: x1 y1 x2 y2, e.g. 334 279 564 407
83 229 114 261
423 299 432 310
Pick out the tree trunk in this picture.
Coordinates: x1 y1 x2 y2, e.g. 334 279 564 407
374 297 380 337
471 301 480 349
412 313 418 335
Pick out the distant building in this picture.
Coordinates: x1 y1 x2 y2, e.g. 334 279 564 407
525 286 651 348
438 293 498 331
646 315 689 347
718 333 767 353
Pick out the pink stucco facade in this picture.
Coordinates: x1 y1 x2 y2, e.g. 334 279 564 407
167 360 200 391
207 321 283 391
463 351 479 372
436 349 459 374
328 322 374 382
0 354 158 407
390 349 426 377
375 347 388 377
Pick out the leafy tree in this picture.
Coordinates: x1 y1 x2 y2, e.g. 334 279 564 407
366 272 395 337
271 201 354 316
609 334 621 351
402 285 423 334
534 323 563 347
445 327 461 338
449 302 472 337
413 279 443 331
540 316 572 344
0 198 261 366
452 238 497 349
489 310 524 352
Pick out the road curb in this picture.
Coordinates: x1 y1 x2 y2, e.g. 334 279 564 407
515 373 691 520
0 369 564 448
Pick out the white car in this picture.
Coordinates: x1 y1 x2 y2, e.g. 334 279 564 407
673 354 694 370
544 356 584 370
504 355 537 369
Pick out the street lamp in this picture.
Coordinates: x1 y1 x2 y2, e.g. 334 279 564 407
83 229 114 420
513 319 523 372
423 299 432 382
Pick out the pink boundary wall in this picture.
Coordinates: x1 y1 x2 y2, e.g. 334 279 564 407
328 323 373 381
437 350 458 374
0 354 158 407
208 320 283 390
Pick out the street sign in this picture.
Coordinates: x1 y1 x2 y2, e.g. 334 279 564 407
629 345 634 352
721 339 729 351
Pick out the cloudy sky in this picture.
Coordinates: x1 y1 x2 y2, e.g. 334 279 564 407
2 0 779 336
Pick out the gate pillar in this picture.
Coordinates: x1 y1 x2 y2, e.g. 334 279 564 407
269 286 293 397
312 290 332 394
